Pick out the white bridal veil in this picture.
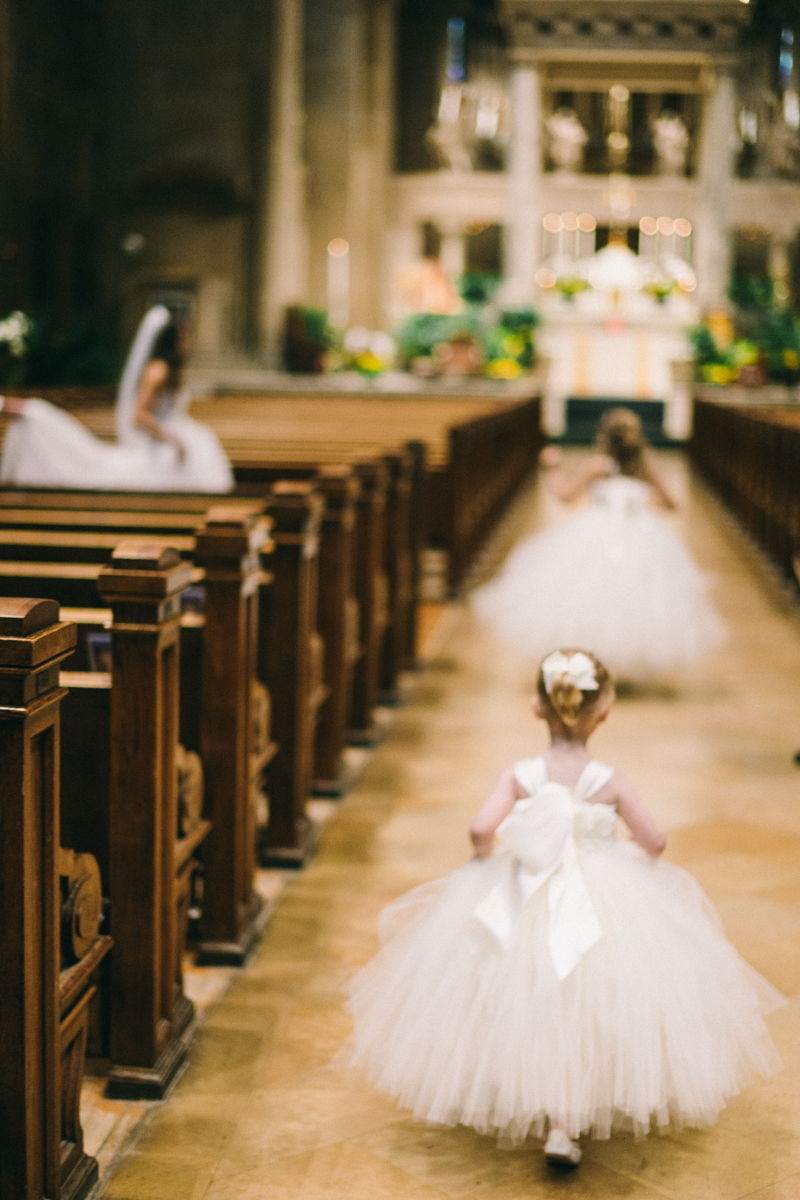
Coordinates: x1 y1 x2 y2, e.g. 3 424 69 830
115 304 172 444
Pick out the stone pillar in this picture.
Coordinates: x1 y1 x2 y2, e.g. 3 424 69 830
440 223 466 283
769 233 792 303
260 0 308 364
504 63 542 305
349 0 396 330
305 0 396 331
695 70 737 310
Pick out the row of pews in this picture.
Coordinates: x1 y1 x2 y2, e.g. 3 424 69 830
0 389 541 1200
691 395 800 583
71 390 542 592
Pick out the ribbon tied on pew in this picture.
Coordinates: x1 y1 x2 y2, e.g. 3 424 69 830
472 779 606 981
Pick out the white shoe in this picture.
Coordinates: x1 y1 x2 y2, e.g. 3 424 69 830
544 1128 582 1165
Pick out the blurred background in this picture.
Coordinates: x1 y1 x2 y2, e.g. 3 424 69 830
0 0 797 404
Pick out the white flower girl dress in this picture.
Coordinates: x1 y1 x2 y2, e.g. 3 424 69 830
472 474 724 678
343 756 783 1143
0 305 232 493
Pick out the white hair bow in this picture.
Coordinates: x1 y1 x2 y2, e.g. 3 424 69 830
541 651 598 694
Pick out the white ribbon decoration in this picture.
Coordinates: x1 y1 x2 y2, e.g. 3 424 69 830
541 650 599 695
472 781 603 980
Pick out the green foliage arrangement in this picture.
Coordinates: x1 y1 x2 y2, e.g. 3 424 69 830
484 308 539 378
458 272 501 306
394 301 539 380
690 274 800 387
283 304 335 373
0 311 121 386
394 310 485 365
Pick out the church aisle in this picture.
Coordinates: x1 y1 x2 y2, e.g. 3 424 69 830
100 454 800 1200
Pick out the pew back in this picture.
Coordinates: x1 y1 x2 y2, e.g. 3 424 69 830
692 398 800 583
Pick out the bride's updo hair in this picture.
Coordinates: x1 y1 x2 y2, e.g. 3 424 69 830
596 408 646 476
537 649 613 728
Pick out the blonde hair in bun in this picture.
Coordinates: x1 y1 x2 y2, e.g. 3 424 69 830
537 649 613 728
596 407 647 476
548 674 586 726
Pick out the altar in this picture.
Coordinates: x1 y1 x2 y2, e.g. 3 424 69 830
536 243 698 441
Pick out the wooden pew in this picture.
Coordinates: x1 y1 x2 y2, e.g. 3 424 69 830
445 401 542 589
0 598 112 1200
191 507 277 963
0 528 282 1097
97 542 211 1097
258 481 325 864
236 454 403 727
188 391 541 590
349 458 390 744
311 466 361 794
0 482 367 784
691 397 800 584
0 498 277 960
42 389 540 592
0 486 333 860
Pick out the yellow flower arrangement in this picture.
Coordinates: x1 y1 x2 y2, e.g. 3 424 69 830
486 357 523 380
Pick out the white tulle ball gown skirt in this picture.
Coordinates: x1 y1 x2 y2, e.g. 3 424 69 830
339 760 784 1144
472 476 725 679
0 397 233 492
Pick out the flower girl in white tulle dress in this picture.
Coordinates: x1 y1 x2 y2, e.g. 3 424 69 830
472 409 724 679
341 650 784 1166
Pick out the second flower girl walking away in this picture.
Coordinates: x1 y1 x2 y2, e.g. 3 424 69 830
340 650 784 1168
473 408 725 680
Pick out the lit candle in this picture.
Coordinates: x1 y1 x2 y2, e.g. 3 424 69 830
327 238 350 330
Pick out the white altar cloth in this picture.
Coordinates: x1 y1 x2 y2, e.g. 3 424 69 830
537 278 697 440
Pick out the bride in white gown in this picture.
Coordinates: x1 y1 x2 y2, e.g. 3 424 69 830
0 305 233 492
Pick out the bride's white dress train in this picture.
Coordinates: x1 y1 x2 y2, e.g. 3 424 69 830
472 475 725 677
340 757 784 1144
0 306 232 493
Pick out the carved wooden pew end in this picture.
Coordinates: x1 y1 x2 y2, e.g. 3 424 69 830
191 506 277 965
310 465 360 797
0 598 112 1200
259 482 324 868
97 541 211 1100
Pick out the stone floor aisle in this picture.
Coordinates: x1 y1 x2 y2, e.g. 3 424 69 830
101 454 800 1200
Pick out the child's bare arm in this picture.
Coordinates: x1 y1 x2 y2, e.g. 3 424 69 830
470 768 526 858
612 772 667 856
541 451 611 502
639 456 677 510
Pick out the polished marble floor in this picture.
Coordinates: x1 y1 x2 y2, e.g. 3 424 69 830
98 454 800 1200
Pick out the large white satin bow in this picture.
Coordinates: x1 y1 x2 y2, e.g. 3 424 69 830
472 782 602 980
541 650 599 694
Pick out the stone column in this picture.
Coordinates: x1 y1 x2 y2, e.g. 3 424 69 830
440 223 466 282
348 0 396 330
304 0 395 332
260 0 308 364
503 62 542 305
695 70 737 310
769 233 792 303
